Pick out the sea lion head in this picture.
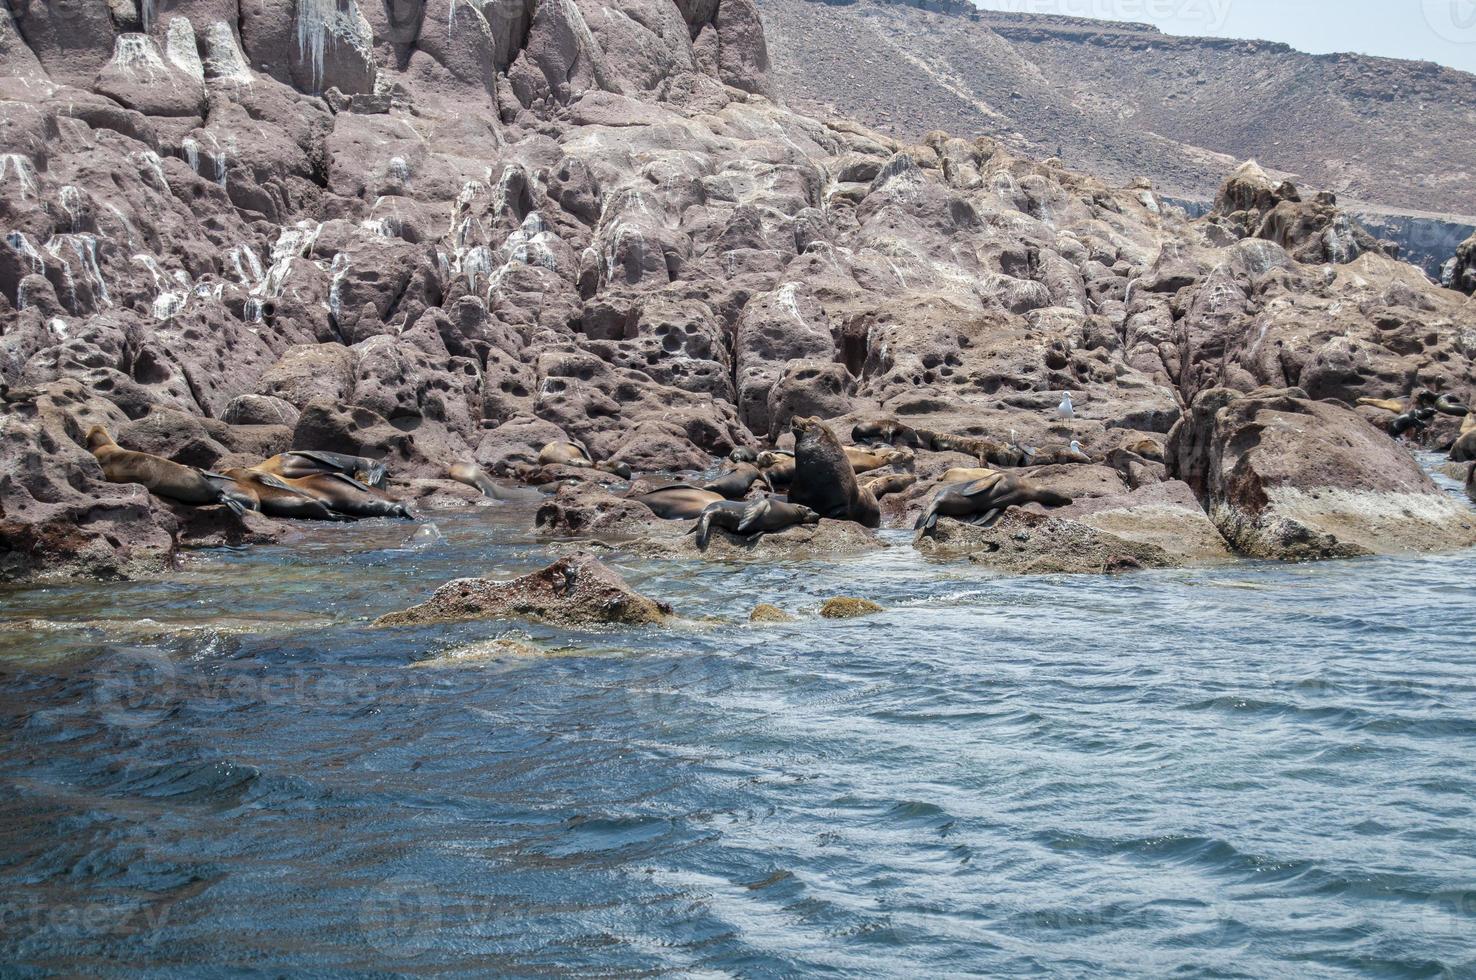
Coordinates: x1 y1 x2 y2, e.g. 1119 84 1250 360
84 424 115 452
793 503 820 525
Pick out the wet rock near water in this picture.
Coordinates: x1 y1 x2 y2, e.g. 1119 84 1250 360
374 553 673 628
819 596 883 618
916 511 1180 574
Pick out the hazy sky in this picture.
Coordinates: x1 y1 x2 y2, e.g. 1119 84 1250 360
971 0 1476 73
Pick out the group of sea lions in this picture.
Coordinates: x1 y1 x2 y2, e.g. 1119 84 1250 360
1358 387 1475 501
87 426 414 521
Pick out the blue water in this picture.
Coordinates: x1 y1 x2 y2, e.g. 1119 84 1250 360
2 496 1475 977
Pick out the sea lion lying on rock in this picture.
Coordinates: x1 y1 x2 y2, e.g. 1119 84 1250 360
703 463 762 500
759 450 795 492
87 426 246 515
207 468 349 521
255 450 388 489
447 462 546 501
1390 407 1436 438
789 416 881 528
632 484 725 520
276 473 415 519
688 498 819 548
536 442 633 480
844 446 913 474
851 418 922 448
862 472 917 498
1452 413 1476 463
915 473 1073 535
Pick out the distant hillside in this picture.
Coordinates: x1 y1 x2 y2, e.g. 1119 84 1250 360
759 0 1476 244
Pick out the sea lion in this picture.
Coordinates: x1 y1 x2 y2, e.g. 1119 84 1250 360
688 498 819 547
538 441 592 467
86 425 246 515
1452 413 1476 462
940 466 1000 485
915 473 1073 534
703 462 761 500
208 468 349 521
1466 463 1475 504
928 432 1025 467
632 484 725 520
1357 397 1404 414
863 472 917 498
1390 407 1436 438
851 418 922 448
759 451 795 492
594 460 634 480
447 462 546 501
254 450 388 489
729 447 759 464
1434 394 1470 417
279 472 414 518
1118 436 1165 462
789 416 881 528
844 445 913 474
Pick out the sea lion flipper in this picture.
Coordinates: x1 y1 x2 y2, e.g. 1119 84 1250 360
736 499 770 535
693 512 712 548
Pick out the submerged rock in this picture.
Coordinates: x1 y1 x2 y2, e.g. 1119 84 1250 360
1169 388 1476 559
750 603 796 623
374 553 673 628
916 511 1178 574
819 597 883 619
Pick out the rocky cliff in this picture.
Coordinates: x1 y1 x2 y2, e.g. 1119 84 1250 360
0 0 1473 580
758 0 1476 224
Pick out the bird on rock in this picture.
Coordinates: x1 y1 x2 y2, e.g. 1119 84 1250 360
1057 392 1075 420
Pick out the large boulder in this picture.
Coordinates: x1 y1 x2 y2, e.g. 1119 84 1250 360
1168 388 1476 559
374 553 673 627
914 511 1180 574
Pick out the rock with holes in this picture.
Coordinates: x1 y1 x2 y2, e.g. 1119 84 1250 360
257 343 357 410
1168 387 1476 558
765 359 857 439
374 552 674 627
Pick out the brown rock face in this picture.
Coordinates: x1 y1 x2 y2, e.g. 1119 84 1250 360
1168 389 1476 559
374 553 673 627
914 510 1179 574
1 0 1473 581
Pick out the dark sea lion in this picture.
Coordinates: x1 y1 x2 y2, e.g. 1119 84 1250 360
1434 394 1470 417
863 472 917 498
1466 463 1475 504
86 425 246 515
632 484 725 520
447 462 546 501
210 468 349 521
703 463 761 500
736 497 820 536
688 500 750 548
594 460 634 480
281 472 414 518
255 450 389 489
729 447 759 464
789 416 880 528
538 441 592 467
851 418 922 448
915 474 1073 534
1390 407 1436 437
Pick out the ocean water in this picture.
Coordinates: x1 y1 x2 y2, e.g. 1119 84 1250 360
1 491 1474 977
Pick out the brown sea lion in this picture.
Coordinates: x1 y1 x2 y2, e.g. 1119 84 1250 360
863 472 917 499
1452 412 1476 462
594 460 634 480
789 416 880 528
759 451 795 492
254 450 388 489
844 446 913 474
1118 437 1165 462
632 484 725 520
279 472 414 518
915 474 1073 534
928 432 1025 468
940 466 999 485
1357 397 1404 414
1466 463 1475 504
86 425 246 515
688 498 820 547
703 463 762 500
209 469 349 521
447 462 546 501
538 441 591 467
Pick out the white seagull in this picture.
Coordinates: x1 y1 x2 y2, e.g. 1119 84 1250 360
1057 392 1075 420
